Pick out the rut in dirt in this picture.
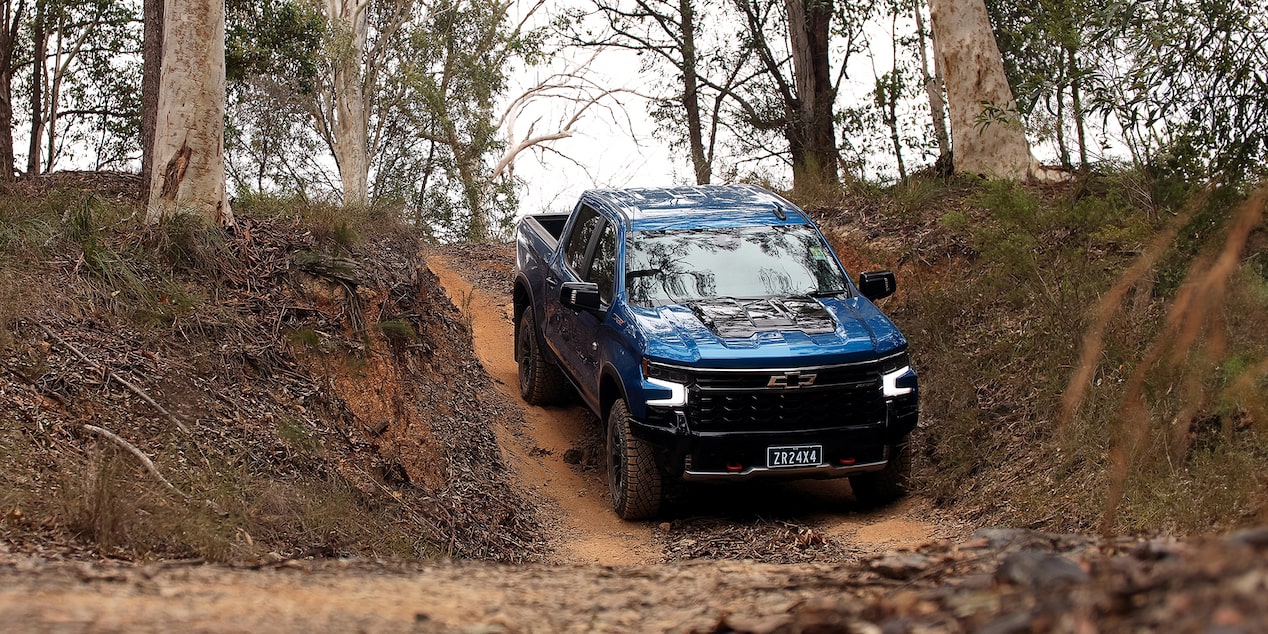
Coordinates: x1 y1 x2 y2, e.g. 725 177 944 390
425 247 964 566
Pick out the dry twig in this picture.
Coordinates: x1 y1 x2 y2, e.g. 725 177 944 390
82 423 183 496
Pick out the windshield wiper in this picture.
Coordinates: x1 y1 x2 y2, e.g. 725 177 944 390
626 268 662 280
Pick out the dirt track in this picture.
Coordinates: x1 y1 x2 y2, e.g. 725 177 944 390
425 254 964 565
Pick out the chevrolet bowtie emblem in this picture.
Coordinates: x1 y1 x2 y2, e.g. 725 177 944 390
768 372 817 388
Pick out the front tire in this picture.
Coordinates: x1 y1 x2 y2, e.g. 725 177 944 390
607 399 662 520
850 443 911 506
515 310 567 405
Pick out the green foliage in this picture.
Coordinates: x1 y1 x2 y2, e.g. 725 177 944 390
277 417 323 456
226 0 324 91
937 210 969 232
1152 187 1243 297
16 0 143 172
233 193 407 250
378 319 418 344
287 328 322 351
891 177 943 216
989 0 1268 181
224 0 535 241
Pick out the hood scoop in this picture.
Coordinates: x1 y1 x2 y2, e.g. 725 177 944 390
685 297 837 338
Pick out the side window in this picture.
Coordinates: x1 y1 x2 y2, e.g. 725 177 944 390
588 223 617 304
564 205 601 275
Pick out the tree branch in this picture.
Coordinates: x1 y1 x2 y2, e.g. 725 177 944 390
82 424 182 495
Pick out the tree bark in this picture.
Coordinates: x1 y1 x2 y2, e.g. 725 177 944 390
928 0 1036 179
785 0 839 191
913 0 949 162
141 0 163 194
321 0 371 206
27 1 46 176
0 1 24 181
680 0 709 184
146 0 231 227
1069 45 1087 168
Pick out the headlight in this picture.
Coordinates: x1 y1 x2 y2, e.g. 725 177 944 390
878 350 910 375
643 359 691 383
643 358 688 407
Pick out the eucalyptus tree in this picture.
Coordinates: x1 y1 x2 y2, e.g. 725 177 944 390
986 0 1089 168
383 0 547 239
911 0 949 164
146 0 231 226
224 0 326 194
141 0 160 191
0 0 24 180
928 0 1039 179
309 0 417 205
729 0 876 191
1083 0 1267 182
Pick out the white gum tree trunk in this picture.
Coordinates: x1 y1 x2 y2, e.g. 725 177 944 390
320 0 371 206
146 0 232 226
928 0 1038 180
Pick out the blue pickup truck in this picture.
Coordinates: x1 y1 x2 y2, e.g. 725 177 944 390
513 185 918 519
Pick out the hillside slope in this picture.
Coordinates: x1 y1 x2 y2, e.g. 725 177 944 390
0 180 542 562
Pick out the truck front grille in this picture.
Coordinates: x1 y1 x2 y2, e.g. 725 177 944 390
683 364 887 432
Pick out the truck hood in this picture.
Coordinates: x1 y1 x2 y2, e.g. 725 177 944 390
626 296 906 367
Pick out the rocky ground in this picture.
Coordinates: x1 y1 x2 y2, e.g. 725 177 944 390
1 526 1266 632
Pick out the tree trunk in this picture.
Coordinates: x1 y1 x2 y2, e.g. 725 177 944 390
785 0 839 192
1055 83 1070 168
1069 45 1087 168
146 0 231 227
45 26 64 174
0 5 16 181
913 0 950 161
324 0 371 206
141 0 163 194
928 0 1036 179
680 0 709 185
0 0 24 181
331 58 369 205
27 1 45 176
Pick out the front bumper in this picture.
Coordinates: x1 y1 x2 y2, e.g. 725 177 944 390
630 397 918 481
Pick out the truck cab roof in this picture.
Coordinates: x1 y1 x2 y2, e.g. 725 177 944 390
583 184 809 232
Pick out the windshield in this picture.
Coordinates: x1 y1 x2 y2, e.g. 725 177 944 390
625 224 849 307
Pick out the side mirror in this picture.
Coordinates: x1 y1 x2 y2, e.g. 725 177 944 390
560 281 602 311
858 270 897 301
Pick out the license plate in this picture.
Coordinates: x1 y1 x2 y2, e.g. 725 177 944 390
767 445 822 468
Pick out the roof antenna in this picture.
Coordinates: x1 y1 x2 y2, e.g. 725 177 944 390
772 204 787 220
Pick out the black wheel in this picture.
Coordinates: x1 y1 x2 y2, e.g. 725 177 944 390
850 443 911 506
515 310 567 405
606 399 662 520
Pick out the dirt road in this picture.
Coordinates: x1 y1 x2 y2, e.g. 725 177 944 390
425 254 964 566
0 557 872 633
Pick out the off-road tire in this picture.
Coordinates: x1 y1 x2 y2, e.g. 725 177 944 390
515 310 567 405
849 443 911 507
607 399 663 520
